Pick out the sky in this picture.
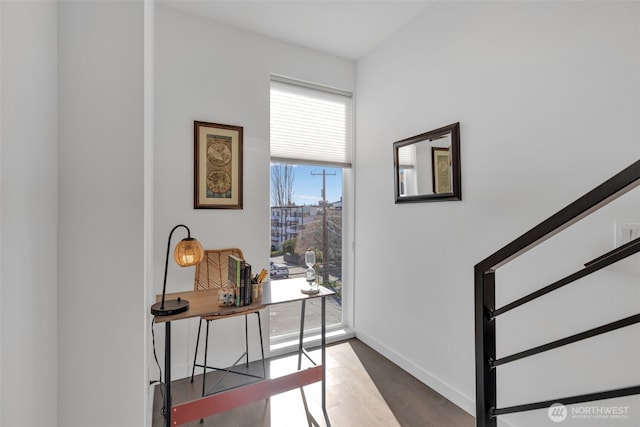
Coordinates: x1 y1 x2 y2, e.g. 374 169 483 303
271 164 342 206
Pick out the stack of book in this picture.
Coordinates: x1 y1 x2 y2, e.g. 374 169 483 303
228 255 252 307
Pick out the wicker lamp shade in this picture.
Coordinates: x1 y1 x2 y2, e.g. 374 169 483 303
151 224 203 316
174 238 204 267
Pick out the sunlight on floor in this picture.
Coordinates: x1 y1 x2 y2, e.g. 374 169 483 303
152 340 460 426
267 346 401 427
268 351 325 426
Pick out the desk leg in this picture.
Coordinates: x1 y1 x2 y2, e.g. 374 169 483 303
321 296 331 426
165 321 172 427
298 300 306 370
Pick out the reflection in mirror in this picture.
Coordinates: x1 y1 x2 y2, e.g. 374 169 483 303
393 122 461 203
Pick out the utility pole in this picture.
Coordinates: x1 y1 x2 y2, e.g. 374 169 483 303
311 169 336 283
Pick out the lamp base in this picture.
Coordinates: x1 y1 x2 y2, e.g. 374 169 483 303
150 297 189 316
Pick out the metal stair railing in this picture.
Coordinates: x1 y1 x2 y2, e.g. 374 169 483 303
474 159 640 427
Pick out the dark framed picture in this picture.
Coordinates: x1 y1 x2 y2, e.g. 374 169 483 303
194 121 243 209
431 147 451 194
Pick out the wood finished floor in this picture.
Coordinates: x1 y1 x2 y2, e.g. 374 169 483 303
152 338 475 427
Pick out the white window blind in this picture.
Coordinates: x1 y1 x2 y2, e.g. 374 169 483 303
270 77 352 167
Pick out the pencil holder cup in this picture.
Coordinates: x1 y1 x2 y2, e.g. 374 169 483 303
252 282 263 302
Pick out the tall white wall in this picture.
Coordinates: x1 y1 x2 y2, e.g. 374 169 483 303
0 1 58 425
355 1 640 424
153 5 355 378
4 2 637 426
58 2 146 426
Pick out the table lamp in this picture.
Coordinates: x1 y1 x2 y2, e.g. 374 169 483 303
151 224 204 316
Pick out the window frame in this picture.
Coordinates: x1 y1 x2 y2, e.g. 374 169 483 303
268 76 355 353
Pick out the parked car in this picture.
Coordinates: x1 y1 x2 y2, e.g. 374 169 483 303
270 261 289 279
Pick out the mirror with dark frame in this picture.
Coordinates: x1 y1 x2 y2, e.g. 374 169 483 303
393 122 461 203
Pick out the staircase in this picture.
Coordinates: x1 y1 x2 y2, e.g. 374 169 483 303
474 160 640 427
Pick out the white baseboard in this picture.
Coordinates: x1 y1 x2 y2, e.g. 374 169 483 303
147 382 156 427
270 326 355 358
354 330 476 416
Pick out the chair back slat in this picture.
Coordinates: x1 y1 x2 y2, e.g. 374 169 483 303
194 248 244 291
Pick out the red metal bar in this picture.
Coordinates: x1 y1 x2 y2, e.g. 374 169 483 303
170 366 323 426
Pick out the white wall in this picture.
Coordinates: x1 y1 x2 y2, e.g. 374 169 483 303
355 1 640 424
0 1 58 425
153 5 355 379
3 2 637 426
58 2 146 426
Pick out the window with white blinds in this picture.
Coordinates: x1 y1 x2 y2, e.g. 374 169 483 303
270 77 353 167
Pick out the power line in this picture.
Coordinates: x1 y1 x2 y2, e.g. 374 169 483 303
311 170 336 283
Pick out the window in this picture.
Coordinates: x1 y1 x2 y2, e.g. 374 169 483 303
269 76 352 345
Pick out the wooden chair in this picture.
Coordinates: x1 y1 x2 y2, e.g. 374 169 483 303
189 248 266 397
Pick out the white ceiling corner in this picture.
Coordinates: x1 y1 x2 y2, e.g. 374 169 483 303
159 0 432 60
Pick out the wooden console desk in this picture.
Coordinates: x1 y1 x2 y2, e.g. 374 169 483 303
153 278 335 426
